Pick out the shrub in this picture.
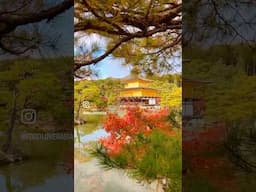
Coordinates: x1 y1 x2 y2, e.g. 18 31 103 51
92 107 181 192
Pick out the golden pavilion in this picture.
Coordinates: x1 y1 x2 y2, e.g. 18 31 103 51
119 75 160 107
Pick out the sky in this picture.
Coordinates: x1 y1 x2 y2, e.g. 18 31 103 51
75 33 181 80
95 56 181 79
75 48 181 79
92 57 131 79
92 52 181 79
74 34 132 79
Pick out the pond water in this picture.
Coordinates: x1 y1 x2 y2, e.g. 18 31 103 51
0 138 73 192
74 124 154 192
75 128 108 144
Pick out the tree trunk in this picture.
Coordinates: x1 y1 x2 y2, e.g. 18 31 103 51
75 97 82 121
2 88 17 153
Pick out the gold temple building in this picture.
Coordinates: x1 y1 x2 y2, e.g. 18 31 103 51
119 75 160 107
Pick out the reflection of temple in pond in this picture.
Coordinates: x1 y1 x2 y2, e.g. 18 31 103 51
119 75 160 108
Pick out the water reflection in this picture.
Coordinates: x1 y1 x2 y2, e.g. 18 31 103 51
0 140 73 192
75 128 108 145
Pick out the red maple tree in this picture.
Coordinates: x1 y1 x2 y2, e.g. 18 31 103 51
100 107 171 155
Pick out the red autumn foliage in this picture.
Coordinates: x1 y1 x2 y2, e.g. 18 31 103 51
183 123 226 170
100 107 171 155
183 123 240 191
183 123 225 155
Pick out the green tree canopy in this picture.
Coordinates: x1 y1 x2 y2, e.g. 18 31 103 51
0 0 73 55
